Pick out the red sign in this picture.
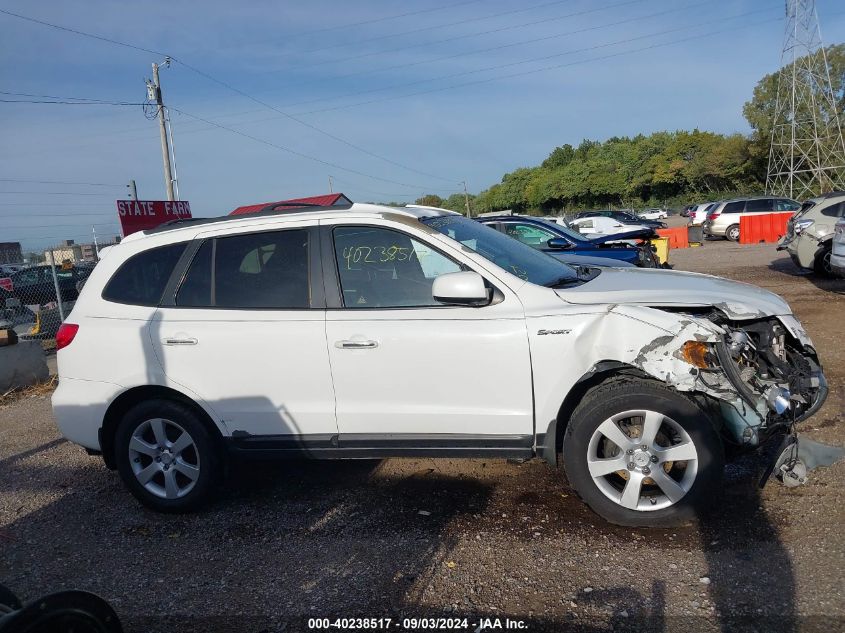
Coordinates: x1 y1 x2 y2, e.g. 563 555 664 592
116 200 192 236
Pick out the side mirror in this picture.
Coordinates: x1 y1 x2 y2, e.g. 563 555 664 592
432 271 491 306
547 237 571 250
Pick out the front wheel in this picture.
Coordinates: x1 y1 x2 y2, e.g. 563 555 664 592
813 245 832 276
563 379 723 527
115 399 222 512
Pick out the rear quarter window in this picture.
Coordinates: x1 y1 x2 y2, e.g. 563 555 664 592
102 242 186 306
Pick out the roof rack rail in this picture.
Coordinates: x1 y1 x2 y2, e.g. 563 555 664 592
143 203 355 235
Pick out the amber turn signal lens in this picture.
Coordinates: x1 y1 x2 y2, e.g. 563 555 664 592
681 340 711 368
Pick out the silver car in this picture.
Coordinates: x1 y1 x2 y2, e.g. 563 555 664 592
779 191 845 276
704 196 800 241
831 215 845 277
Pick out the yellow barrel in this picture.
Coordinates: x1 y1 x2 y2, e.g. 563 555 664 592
649 237 670 265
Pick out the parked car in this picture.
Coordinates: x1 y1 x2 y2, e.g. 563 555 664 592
638 208 668 220
831 215 845 277
570 214 658 237
52 203 827 527
1 264 92 306
478 215 657 268
0 263 26 276
680 204 697 218
704 196 800 241
575 210 667 230
777 192 845 275
688 202 717 226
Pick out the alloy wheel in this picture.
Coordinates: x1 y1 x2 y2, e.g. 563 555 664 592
586 410 698 511
128 418 201 499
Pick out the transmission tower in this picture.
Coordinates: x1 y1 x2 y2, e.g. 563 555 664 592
766 0 845 199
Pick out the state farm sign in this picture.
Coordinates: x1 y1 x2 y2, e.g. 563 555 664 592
116 200 192 236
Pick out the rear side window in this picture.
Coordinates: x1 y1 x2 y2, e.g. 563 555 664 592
745 199 774 213
103 243 186 306
821 201 845 218
776 199 800 212
723 201 746 214
176 229 310 309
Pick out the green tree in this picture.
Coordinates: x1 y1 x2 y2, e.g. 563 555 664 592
414 194 444 207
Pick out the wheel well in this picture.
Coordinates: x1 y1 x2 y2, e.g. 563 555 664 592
553 363 652 458
100 385 223 470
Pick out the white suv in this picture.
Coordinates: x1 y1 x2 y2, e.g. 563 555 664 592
52 204 827 526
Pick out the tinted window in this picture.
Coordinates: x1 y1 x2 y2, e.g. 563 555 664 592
745 199 774 213
177 230 309 309
503 223 557 249
333 226 461 308
776 199 800 212
722 201 746 214
821 201 845 218
103 243 186 306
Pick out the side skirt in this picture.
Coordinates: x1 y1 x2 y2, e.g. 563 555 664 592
226 431 535 460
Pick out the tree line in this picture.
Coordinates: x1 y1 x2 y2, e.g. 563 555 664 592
413 44 844 214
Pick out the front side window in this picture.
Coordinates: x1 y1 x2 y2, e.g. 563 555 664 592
776 199 801 212
103 242 186 306
503 223 556 249
333 226 461 308
177 229 310 309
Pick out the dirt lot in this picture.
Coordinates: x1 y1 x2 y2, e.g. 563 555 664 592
1 239 843 633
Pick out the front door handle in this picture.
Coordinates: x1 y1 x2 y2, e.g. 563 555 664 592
163 337 198 346
335 339 378 349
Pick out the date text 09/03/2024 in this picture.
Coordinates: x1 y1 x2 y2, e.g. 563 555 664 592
307 617 529 630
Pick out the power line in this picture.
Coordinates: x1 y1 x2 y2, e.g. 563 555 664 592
283 0 708 109
274 0 487 41
281 0 579 62
0 191 118 196
291 8 783 116
273 0 649 92
0 99 147 106
168 106 460 191
0 8 459 186
0 178 123 187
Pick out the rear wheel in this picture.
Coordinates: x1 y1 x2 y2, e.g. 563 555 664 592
563 378 723 527
115 399 222 512
726 224 740 242
813 244 832 276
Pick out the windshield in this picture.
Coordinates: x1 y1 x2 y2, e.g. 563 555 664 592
422 215 581 286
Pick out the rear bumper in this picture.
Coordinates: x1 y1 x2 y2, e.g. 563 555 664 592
51 377 122 450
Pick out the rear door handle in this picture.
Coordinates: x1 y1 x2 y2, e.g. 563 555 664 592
163 337 198 346
335 339 378 349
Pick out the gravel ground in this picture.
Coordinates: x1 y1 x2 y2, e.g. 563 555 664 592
1 239 844 633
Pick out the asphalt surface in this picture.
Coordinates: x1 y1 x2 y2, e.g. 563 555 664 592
1 238 843 633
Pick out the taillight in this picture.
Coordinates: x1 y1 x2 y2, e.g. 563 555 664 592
708 210 721 220
56 323 79 351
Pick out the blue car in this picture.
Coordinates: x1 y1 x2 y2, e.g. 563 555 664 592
478 215 659 268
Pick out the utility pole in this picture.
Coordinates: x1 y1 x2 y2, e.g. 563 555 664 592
127 179 138 201
147 60 175 201
461 181 472 218
92 226 100 260
328 175 334 193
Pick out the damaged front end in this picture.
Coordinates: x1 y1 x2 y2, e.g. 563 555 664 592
714 315 827 444
667 310 828 449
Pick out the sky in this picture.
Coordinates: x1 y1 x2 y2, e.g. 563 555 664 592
1 0 844 251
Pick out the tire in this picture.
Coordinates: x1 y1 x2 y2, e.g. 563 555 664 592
813 245 832 277
726 224 740 242
563 378 723 527
114 399 222 512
